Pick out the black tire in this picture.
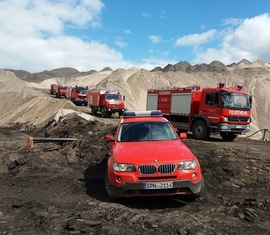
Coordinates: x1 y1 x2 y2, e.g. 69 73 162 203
220 132 237 141
185 177 205 201
104 170 117 200
193 176 204 199
91 106 97 115
192 120 209 140
101 107 107 118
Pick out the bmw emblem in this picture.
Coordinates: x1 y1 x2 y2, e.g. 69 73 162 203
154 159 158 162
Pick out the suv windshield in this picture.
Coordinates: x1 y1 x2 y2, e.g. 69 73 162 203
117 121 178 142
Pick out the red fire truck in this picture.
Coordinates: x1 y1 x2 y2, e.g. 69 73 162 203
146 83 252 141
88 88 125 118
50 84 57 95
66 86 89 106
55 84 67 98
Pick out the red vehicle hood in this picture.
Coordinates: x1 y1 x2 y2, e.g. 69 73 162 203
112 141 195 164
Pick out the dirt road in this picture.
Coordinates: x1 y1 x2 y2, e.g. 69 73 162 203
0 115 269 235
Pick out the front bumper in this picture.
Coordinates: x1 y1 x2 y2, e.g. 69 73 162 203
218 123 250 133
107 108 125 113
108 179 203 198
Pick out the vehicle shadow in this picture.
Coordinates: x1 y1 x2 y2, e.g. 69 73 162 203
185 133 235 142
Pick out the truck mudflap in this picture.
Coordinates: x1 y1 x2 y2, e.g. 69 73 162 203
107 179 203 198
218 123 250 133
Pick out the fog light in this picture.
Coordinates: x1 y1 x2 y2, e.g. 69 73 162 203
192 173 197 178
116 176 122 181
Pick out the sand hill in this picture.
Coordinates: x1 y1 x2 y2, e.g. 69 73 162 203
1 59 270 139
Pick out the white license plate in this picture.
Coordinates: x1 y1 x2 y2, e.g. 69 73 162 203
143 181 173 190
235 125 242 128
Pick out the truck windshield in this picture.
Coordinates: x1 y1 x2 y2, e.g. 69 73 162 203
106 94 121 100
76 87 88 94
117 122 178 142
221 91 251 110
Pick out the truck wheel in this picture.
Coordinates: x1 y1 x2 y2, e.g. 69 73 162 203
91 106 97 115
220 132 237 141
101 107 107 118
192 120 209 140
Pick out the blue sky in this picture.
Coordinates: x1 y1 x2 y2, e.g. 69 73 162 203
0 0 270 73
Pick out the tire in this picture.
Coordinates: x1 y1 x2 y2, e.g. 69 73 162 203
187 176 205 201
104 170 117 200
91 106 97 115
220 132 237 141
101 107 107 118
193 176 204 198
192 120 209 140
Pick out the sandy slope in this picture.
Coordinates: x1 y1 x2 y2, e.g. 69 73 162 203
1 61 270 139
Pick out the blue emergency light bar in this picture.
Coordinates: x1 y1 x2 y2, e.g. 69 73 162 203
123 110 163 118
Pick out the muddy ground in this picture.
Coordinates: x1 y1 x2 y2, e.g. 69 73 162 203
0 115 269 235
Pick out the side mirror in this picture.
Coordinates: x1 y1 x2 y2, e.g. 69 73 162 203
179 133 187 139
105 135 115 142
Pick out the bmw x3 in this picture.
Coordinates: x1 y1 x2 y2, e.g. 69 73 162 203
105 110 204 200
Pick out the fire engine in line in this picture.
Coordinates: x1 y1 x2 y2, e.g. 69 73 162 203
55 84 67 98
146 83 252 141
50 84 57 95
88 88 125 118
66 86 89 106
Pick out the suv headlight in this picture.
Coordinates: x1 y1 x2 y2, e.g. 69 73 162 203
178 160 197 170
113 163 136 172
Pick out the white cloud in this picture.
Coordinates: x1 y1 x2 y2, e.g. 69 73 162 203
124 29 132 34
222 17 243 27
114 38 127 48
142 12 153 18
0 0 135 72
175 29 217 47
149 35 163 44
193 14 270 64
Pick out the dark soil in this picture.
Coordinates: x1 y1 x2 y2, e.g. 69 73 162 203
0 115 269 235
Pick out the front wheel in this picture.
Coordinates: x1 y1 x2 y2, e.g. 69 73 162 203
220 132 237 141
104 170 117 200
187 177 205 201
101 107 108 118
192 120 209 140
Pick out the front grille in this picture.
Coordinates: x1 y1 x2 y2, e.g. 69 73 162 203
227 116 249 122
111 104 121 109
138 165 156 174
138 164 176 175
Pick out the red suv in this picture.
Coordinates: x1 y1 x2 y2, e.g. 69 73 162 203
105 110 204 199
